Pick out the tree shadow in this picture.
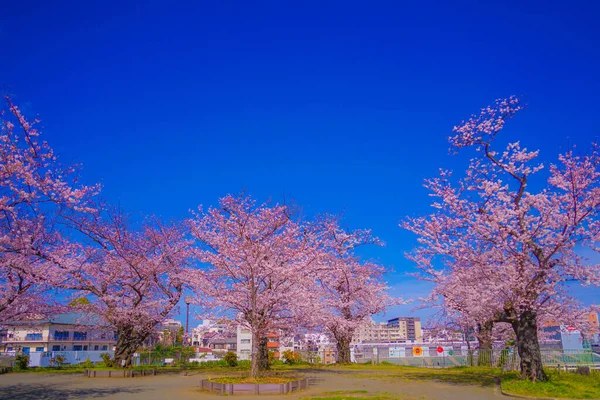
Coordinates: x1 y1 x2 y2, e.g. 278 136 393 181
0 383 144 400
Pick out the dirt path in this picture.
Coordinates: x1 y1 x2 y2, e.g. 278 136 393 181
0 369 501 400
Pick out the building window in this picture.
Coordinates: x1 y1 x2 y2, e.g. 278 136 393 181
83 345 88 351
6 347 13 352
35 347 44 352
73 345 83 351
74 332 87 341
241 339 251 344
94 345 99 351
22 347 30 354
25 333 42 341
52 345 60 351
102 345 108 351
54 331 69 340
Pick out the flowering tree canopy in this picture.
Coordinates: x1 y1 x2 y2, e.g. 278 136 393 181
0 96 97 323
188 195 326 377
403 97 600 381
312 217 401 363
49 208 191 367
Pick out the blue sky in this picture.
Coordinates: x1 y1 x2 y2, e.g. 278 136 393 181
1 1 599 327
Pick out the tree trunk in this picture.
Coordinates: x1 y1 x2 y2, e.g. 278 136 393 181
336 334 351 364
250 330 260 378
512 310 547 382
477 321 494 367
258 336 270 371
465 327 474 366
113 327 139 368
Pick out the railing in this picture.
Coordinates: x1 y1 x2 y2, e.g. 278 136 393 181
1 336 115 342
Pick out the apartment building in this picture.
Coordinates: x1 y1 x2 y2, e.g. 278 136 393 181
0 313 116 354
387 317 422 342
354 321 408 344
234 327 296 361
353 317 423 344
236 326 253 360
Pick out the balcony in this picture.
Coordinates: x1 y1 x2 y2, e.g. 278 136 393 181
1 336 48 343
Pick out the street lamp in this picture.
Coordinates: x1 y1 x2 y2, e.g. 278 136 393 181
184 296 192 336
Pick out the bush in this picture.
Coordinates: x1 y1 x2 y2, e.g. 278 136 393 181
51 355 66 369
81 357 94 368
100 353 114 368
15 354 29 370
224 351 238 367
282 350 301 365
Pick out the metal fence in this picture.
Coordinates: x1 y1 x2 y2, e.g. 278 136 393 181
353 344 600 370
30 350 114 367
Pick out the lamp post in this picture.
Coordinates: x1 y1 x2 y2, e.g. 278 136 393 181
185 296 192 336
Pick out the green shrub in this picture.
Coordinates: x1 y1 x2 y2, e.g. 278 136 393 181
224 351 238 367
81 357 94 368
282 350 301 365
100 353 114 367
15 354 29 370
51 355 66 369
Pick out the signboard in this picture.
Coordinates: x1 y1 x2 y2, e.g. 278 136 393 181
437 346 444 354
413 346 423 357
389 347 405 358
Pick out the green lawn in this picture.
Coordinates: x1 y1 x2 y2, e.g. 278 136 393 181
502 370 600 399
13 362 251 374
208 373 300 384
347 364 599 399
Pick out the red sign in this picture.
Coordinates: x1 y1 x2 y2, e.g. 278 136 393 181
437 346 444 353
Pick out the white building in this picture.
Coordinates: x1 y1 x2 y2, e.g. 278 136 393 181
0 313 116 355
191 320 228 346
236 325 252 360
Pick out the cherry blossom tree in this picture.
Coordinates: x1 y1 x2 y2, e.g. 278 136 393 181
188 195 323 377
312 217 401 363
403 97 600 381
0 95 97 323
49 208 191 367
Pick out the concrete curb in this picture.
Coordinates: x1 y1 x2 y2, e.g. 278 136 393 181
493 376 586 400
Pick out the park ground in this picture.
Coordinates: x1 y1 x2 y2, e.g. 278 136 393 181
0 365 598 400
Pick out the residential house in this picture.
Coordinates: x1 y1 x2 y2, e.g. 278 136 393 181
0 313 116 355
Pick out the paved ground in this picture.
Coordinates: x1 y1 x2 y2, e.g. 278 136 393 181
0 369 501 399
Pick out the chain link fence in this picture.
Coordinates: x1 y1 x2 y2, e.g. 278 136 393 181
352 344 600 370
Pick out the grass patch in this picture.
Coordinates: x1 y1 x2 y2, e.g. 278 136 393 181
14 362 252 374
303 393 401 400
321 390 369 394
208 375 299 384
502 370 600 399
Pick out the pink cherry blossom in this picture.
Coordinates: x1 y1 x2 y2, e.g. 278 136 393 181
0 96 98 324
403 97 600 381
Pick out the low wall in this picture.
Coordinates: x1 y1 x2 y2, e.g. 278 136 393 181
200 378 309 395
85 369 157 378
